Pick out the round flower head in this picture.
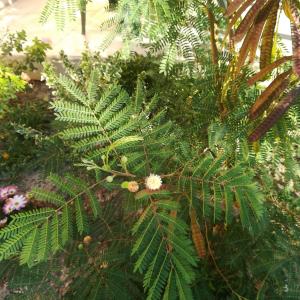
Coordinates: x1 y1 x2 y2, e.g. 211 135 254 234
10 194 27 211
145 174 162 191
0 187 9 200
128 181 139 193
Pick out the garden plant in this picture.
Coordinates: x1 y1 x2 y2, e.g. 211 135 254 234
1 0 300 299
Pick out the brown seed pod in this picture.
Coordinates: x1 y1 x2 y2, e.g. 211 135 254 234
225 0 245 17
260 0 280 70
291 23 300 77
249 69 292 120
247 56 292 86
234 0 266 42
249 85 300 141
190 209 206 258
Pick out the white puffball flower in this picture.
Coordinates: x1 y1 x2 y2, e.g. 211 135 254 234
145 174 162 191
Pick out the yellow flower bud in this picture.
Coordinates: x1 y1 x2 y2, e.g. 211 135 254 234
2 152 9 160
128 181 139 193
83 235 92 245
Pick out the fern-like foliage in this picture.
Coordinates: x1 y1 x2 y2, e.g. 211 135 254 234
99 0 225 74
150 0 224 75
49 70 176 178
99 0 174 50
40 0 81 30
0 174 100 267
51 73 141 157
177 150 265 233
132 196 197 300
42 63 267 297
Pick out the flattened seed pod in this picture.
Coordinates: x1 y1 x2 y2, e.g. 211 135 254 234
249 86 300 141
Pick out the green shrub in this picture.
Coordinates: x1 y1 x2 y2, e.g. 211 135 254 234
0 65 26 117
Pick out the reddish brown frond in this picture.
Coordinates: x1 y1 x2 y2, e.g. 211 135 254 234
291 24 300 77
236 26 255 73
225 0 252 17
234 0 269 42
190 209 206 258
288 0 300 24
249 0 278 62
259 0 280 70
249 69 292 119
287 1 300 77
249 85 300 142
234 1 275 73
248 56 292 85
249 20 266 63
224 0 255 42
250 78 290 120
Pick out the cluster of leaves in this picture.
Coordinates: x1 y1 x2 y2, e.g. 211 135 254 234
0 65 26 114
0 30 51 73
